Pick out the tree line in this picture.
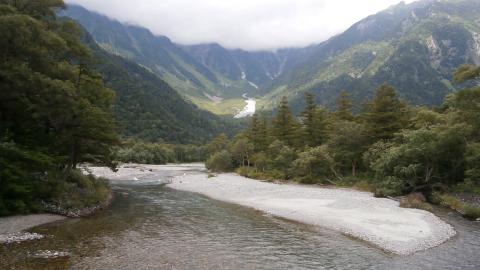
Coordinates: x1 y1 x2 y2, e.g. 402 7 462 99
206 65 480 216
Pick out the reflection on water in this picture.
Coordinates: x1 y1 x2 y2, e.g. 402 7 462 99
1 168 479 270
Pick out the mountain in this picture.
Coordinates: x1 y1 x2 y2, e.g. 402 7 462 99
62 5 288 114
64 0 480 115
80 30 241 144
181 43 309 91
266 0 480 111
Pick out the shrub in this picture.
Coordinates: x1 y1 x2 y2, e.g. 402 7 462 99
374 176 404 197
399 193 433 211
292 146 336 182
463 204 480 219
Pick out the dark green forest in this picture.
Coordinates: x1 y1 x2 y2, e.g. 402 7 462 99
0 0 119 215
205 66 480 218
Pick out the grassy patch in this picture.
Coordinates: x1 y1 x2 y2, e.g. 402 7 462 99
432 192 480 220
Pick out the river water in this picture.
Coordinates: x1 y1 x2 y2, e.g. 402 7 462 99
1 167 479 270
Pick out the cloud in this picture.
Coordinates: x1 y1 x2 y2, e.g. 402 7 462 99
66 0 417 51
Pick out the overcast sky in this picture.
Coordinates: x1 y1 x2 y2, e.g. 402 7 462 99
66 0 417 51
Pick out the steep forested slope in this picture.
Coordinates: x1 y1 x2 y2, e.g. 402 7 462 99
82 33 241 143
267 0 480 111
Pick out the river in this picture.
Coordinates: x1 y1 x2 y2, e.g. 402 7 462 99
1 166 479 270
234 93 256 118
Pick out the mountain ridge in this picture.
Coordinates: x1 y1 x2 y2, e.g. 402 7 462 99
63 0 480 114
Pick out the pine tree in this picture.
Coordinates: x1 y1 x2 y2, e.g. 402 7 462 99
247 113 269 152
301 93 329 147
302 92 316 146
335 90 354 121
272 96 297 146
363 84 408 141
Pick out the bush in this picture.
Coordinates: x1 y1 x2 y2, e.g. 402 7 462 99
206 150 233 172
463 204 480 219
374 176 404 197
38 170 110 211
370 125 468 195
399 193 433 211
292 146 336 182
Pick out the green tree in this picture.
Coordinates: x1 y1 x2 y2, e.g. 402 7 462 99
371 124 468 194
0 1 118 215
363 84 408 141
465 143 480 184
292 146 337 182
231 138 254 167
272 96 298 146
251 152 269 172
206 150 233 172
207 133 229 156
267 140 296 178
327 121 369 177
445 87 480 141
301 93 328 147
334 90 354 121
454 64 480 83
246 113 269 152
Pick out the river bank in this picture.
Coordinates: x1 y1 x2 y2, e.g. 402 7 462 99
2 164 479 270
169 172 456 255
0 214 65 244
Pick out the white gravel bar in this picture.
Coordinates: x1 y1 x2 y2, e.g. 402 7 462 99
169 173 456 255
0 214 65 244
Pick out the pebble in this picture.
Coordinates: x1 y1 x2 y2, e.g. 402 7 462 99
0 232 44 244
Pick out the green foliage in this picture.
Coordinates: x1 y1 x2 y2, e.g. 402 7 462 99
301 93 329 147
463 204 480 220
115 141 207 164
203 65 480 219
432 192 480 220
206 150 233 172
363 84 409 141
207 133 229 156
334 90 354 121
0 1 118 215
267 140 296 179
246 114 269 152
230 138 254 167
454 64 480 83
445 86 480 140
371 124 468 193
465 143 480 183
292 146 336 183
327 120 369 176
271 96 299 146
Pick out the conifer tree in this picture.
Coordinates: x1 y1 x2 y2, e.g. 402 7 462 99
272 96 297 146
363 84 408 141
247 113 269 152
335 90 354 121
302 92 317 146
300 93 329 147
